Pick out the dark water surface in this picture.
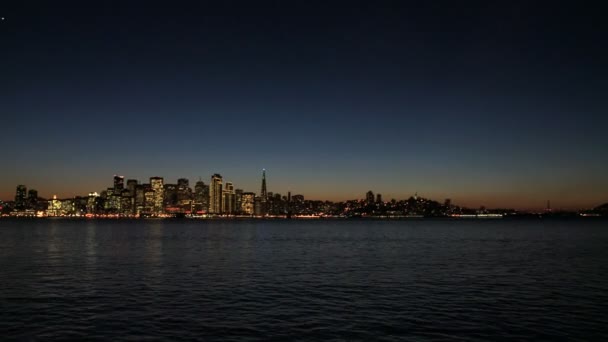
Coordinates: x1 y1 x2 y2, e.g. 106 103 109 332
1 219 607 340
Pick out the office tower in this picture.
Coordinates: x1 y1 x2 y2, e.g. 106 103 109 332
366 191 374 204
209 174 223 214
104 188 114 212
235 189 243 214
47 195 61 217
260 169 267 215
121 189 133 216
114 175 124 193
376 193 382 203
177 178 192 211
87 192 99 214
193 180 209 214
223 182 235 214
15 185 27 210
177 178 189 188
27 189 38 210
163 183 178 207
126 179 138 197
150 177 164 216
143 184 155 216
254 196 263 216
261 169 267 200
241 192 255 215
135 184 145 216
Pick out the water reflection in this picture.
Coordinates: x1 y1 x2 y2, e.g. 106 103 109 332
144 221 164 275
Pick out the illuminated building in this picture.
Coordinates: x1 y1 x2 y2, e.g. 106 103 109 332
143 185 155 216
254 196 263 216
104 188 118 213
135 184 145 215
235 189 243 214
223 182 235 214
46 196 74 216
126 179 138 197
193 180 209 213
87 192 100 214
15 185 27 210
209 174 223 214
241 192 255 215
177 178 192 212
163 183 177 207
121 189 133 216
150 177 164 215
47 195 61 216
114 175 124 193
260 169 267 215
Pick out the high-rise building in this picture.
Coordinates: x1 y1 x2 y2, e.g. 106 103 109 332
126 179 138 197
15 185 27 210
235 189 243 214
87 192 100 214
241 192 255 215
209 174 223 214
261 169 267 200
254 196 263 216
150 177 164 216
177 178 192 212
292 194 305 214
223 182 235 214
376 193 382 203
163 184 178 207
114 175 124 193
27 189 38 210
104 187 120 213
260 169 268 215
135 184 145 215
143 184 155 216
177 178 189 188
193 180 209 214
121 189 133 216
366 191 375 204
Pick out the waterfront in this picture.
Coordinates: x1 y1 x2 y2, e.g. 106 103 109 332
1 219 607 340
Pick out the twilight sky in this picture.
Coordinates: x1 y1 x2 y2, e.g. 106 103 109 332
1 1 607 209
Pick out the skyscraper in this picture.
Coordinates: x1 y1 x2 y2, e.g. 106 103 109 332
14 185 27 210
176 178 192 211
27 189 38 210
223 182 235 214
135 184 145 216
150 177 164 216
261 169 267 201
209 174 223 214
366 191 375 204
126 179 138 197
193 180 209 214
143 185 155 216
241 192 255 215
235 189 243 214
163 183 178 207
114 175 124 193
260 169 268 216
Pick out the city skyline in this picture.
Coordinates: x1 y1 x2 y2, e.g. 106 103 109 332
1 2 607 210
1 169 605 212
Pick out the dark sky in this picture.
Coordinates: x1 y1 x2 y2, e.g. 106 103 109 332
1 1 607 209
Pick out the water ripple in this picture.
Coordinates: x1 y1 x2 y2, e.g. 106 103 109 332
1 219 608 340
